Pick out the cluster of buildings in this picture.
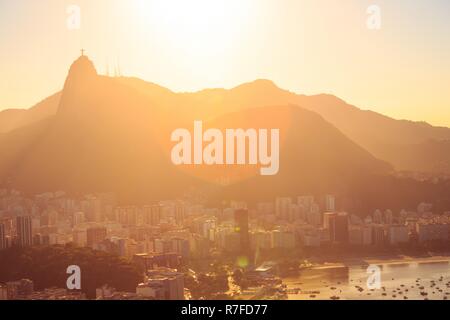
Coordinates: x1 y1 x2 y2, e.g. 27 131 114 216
0 279 86 300
0 190 203 260
1 190 450 256
258 199 450 248
0 266 184 300
1 188 450 300
95 267 185 300
193 196 450 252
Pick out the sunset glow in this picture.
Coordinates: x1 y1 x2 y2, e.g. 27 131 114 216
1 0 450 306
1 0 450 126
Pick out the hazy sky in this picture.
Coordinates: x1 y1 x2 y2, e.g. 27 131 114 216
1 0 449 126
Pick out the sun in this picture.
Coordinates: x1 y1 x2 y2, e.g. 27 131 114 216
133 0 251 57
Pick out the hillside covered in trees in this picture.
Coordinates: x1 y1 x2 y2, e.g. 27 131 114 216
0 245 143 298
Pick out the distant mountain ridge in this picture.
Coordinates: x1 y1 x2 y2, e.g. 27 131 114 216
0 55 391 201
116 77 450 174
4 72 449 173
0 55 449 213
0 92 61 134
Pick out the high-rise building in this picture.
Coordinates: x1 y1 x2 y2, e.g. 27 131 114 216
142 205 161 226
325 195 336 212
234 209 250 254
349 226 363 245
362 225 373 245
327 212 349 244
41 209 58 226
297 196 314 213
307 203 321 225
373 209 383 224
72 212 85 226
250 231 272 250
276 197 292 220
72 229 87 247
16 216 33 247
372 225 386 245
384 210 394 225
86 227 107 247
86 197 103 222
271 230 296 249
154 238 173 253
0 223 7 250
290 204 303 221
115 206 138 226
174 203 185 225
323 212 335 229
416 223 449 243
388 225 409 245
171 237 190 259
139 268 184 300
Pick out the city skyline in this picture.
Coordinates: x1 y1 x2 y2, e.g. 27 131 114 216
1 0 450 303
1 188 450 300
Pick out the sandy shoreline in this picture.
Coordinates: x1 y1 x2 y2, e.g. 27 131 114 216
361 255 450 266
308 255 450 270
283 256 450 300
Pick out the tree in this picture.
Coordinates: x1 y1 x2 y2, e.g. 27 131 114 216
0 245 143 299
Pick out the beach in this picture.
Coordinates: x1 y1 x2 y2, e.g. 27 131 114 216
283 256 450 300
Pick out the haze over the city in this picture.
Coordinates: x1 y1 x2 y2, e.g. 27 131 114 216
2 0 450 303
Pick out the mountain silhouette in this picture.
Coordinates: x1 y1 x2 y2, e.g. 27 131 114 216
3 61 450 174
0 56 203 202
0 55 392 201
115 77 450 174
0 55 449 212
0 92 61 134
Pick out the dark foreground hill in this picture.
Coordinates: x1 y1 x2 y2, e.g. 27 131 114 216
0 245 143 298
